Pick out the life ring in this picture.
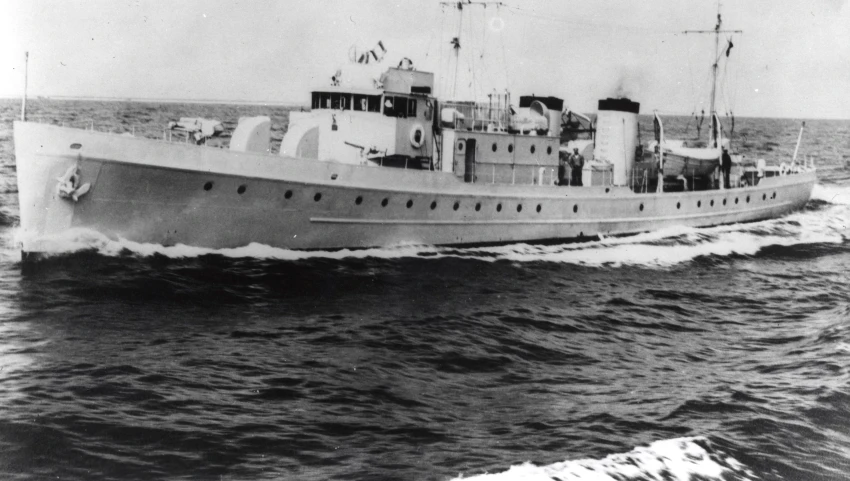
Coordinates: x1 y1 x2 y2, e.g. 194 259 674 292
409 124 425 148
779 163 788 176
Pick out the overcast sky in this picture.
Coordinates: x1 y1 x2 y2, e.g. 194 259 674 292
2 0 848 119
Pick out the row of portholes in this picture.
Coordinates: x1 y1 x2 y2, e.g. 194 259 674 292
204 181 251 195
455 140 554 155
203 182 778 213
647 191 780 212
354 195 554 214
283 187 583 214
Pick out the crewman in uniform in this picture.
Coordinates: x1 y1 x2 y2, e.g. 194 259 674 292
569 148 585 186
721 147 732 188
558 150 570 186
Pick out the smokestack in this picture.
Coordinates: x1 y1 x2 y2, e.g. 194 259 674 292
594 98 640 186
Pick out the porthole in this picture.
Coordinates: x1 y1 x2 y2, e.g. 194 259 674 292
697 200 702 208
475 203 481 211
430 201 437 210
496 203 502 212
314 193 322 202
536 204 542 213
517 204 522 212
456 140 466 153
639 203 644 212
508 144 514 153
547 146 553 155
381 198 389 207
676 202 681 209
355 196 363 205
735 197 739 204
453 201 460 211
70 143 82 150
605 188 610 193
492 143 497 152
237 185 247 195
772 192 777 199
573 204 578 213
203 181 213 191
710 200 715 207
746 195 750 203
285 190 293 199
406 200 413 208
762 193 767 201
530 145 536 154
723 199 727 206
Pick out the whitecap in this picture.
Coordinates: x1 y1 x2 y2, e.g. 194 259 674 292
812 183 850 205
451 436 755 481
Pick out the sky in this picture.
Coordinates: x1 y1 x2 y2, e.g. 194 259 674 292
1 0 848 119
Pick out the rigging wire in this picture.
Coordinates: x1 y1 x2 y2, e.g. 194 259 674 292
685 37 697 136
503 4 679 36
473 6 493 100
452 4 463 98
437 4 447 96
498 4 511 92
466 8 477 100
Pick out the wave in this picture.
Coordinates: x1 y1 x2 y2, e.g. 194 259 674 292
811 183 850 205
452 436 754 481
10 184 849 267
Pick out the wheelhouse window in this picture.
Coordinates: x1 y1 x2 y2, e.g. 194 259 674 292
382 96 415 118
354 94 382 112
331 93 349 110
312 92 333 109
312 92 358 110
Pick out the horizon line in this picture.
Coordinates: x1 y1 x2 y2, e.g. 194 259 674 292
0 95 846 121
0 95 305 107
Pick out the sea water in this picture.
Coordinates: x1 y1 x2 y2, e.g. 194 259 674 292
0 99 848 480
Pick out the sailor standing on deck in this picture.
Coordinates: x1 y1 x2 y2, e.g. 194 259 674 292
721 147 732 189
558 150 570 186
569 148 585 186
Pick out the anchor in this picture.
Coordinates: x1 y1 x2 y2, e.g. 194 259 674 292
56 164 91 202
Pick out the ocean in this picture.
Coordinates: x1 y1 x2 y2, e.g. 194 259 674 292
0 99 849 481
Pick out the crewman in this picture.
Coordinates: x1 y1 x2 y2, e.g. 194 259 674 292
558 150 570 186
721 147 732 188
569 148 585 186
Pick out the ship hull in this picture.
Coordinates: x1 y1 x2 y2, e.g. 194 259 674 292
14 122 816 256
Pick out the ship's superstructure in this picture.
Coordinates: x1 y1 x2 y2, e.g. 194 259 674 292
11 7 817 258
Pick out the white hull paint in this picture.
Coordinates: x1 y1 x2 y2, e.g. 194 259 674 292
14 122 816 255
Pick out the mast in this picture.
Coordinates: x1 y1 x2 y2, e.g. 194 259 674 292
709 8 720 127
440 0 504 99
683 2 741 147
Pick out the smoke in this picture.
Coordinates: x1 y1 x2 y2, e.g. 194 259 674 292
606 66 648 100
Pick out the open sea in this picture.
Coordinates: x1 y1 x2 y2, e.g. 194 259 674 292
0 99 849 481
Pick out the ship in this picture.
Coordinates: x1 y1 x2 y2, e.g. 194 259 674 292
12 6 816 259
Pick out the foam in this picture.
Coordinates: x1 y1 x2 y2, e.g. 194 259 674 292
812 183 850 205
451 436 754 481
